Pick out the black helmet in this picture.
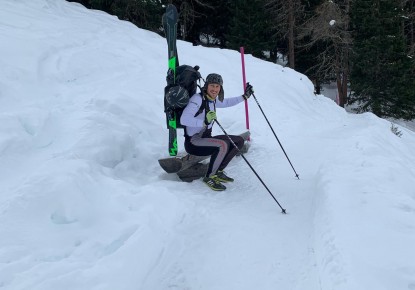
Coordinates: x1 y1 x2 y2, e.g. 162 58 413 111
203 73 224 101
165 85 189 109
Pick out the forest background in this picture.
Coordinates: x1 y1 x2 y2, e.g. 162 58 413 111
68 0 415 121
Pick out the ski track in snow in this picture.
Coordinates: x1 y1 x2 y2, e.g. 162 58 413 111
141 173 319 290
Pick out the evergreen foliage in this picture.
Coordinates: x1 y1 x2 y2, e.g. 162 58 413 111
226 0 274 59
296 0 329 92
350 0 415 120
68 0 164 33
66 0 415 120
179 0 231 47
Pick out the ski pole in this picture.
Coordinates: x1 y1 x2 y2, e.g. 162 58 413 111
240 47 250 136
215 120 287 214
251 90 300 180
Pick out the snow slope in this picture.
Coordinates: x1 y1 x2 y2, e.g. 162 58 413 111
1 1 415 290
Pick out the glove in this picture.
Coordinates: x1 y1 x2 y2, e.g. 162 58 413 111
243 83 254 100
205 110 217 125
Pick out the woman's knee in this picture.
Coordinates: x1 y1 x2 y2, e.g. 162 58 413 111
233 136 244 149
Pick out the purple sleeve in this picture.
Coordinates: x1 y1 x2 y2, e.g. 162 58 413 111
215 95 245 108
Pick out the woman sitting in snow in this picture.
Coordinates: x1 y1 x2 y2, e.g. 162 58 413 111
180 73 254 191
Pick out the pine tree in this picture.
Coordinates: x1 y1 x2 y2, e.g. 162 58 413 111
227 0 273 59
350 0 415 120
179 0 231 47
266 0 304 68
297 0 351 104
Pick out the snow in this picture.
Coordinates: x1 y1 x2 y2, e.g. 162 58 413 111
1 1 415 289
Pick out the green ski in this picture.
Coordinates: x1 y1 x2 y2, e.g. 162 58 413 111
162 4 179 156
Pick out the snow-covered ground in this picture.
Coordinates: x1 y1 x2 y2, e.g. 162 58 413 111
1 1 415 290
321 82 415 132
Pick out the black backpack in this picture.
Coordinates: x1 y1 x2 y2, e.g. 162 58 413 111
164 65 203 129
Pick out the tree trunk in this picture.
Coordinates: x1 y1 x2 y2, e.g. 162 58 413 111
410 0 415 55
288 0 295 69
336 69 348 107
337 0 350 108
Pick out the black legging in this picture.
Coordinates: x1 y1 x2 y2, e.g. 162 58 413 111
185 133 244 177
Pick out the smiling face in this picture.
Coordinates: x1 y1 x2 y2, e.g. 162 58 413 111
207 83 221 99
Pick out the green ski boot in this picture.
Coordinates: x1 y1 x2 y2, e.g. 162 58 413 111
203 175 226 191
215 170 234 182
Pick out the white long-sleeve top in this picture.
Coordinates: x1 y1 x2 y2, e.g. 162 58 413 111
180 93 245 137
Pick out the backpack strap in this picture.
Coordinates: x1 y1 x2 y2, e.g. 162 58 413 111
194 94 215 118
194 95 206 117
185 94 215 138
